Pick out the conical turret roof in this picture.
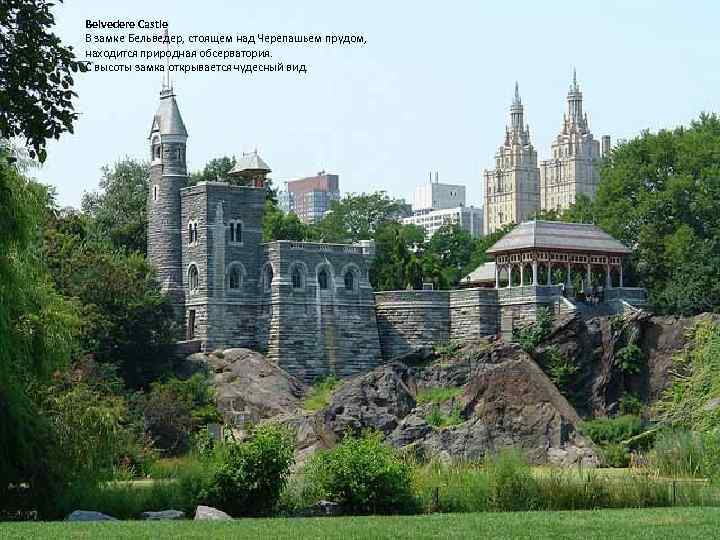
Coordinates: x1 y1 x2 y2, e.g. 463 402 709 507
149 89 187 138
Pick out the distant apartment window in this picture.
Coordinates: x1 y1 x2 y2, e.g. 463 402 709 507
318 269 329 290
188 264 199 292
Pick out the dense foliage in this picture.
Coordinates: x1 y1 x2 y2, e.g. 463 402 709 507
305 432 418 514
203 424 295 516
0 0 88 161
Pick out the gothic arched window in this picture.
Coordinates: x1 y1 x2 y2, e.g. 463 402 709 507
344 270 355 291
188 264 199 292
228 265 242 290
229 220 243 244
318 269 329 290
292 266 303 289
263 264 274 292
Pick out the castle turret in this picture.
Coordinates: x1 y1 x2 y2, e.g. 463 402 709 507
147 86 188 315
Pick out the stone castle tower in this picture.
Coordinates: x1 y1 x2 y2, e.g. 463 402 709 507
539 70 608 211
483 83 540 235
147 85 188 319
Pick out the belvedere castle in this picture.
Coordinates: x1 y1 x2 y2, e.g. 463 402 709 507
147 83 646 382
484 72 611 235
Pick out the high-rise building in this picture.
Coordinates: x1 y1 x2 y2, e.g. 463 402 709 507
279 172 340 224
483 83 540 235
412 172 466 211
402 205 483 239
539 70 608 211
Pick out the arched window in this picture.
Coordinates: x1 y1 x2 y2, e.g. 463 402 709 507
344 270 355 291
229 220 243 244
263 264 274 292
188 221 199 244
292 266 303 289
188 264 199 292
228 266 242 289
318 269 329 290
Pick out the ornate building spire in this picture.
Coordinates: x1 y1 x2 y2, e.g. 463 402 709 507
510 81 524 133
566 68 584 129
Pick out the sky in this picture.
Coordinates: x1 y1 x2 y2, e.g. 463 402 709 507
37 0 720 208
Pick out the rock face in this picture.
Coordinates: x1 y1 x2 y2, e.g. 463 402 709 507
66 510 117 521
203 348 307 426
322 363 416 442
194 505 232 521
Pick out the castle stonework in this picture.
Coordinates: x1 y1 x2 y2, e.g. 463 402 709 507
147 88 644 382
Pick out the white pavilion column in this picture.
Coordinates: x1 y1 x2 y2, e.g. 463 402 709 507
606 262 612 288
507 265 513 288
586 261 592 291
532 260 538 286
495 264 500 289
619 264 624 288
520 263 525 287
565 261 571 287
547 263 552 286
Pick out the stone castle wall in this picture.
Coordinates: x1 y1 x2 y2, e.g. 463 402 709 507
375 288 500 360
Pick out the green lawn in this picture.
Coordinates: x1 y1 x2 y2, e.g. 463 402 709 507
1 507 718 539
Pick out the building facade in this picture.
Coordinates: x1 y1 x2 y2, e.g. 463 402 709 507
278 172 340 223
402 205 483 239
147 88 381 382
539 71 608 211
483 83 540 235
412 173 466 212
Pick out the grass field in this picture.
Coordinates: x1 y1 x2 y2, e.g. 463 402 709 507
1 507 718 539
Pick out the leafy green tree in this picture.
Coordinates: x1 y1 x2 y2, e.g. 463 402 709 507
0 0 88 161
187 156 236 186
263 200 315 241
370 222 425 290
44 212 177 387
0 154 81 506
81 158 150 254
422 224 475 289
316 192 409 243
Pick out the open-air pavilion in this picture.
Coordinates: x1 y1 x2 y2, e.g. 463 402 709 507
486 220 631 295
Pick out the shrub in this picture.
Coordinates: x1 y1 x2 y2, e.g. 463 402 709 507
433 341 462 357
203 423 294 516
616 343 643 374
581 415 645 445
425 404 463 428
303 375 340 412
513 307 553 353
538 345 577 393
649 429 720 479
305 431 419 514
413 460 489 513
485 450 539 511
600 443 631 468
619 393 644 416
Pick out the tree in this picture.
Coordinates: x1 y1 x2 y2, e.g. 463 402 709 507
316 192 410 243
0 0 88 161
370 222 425 291
44 212 177 387
0 154 80 507
576 114 720 314
262 200 315 242
422 224 475 289
187 156 236 186
81 158 150 254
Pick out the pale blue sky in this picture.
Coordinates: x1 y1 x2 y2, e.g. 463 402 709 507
39 0 719 208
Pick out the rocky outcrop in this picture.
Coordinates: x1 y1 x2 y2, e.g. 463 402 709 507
322 363 416 442
192 348 307 426
140 510 185 520
66 510 117 521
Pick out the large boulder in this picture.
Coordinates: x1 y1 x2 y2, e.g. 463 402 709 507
194 505 232 521
322 362 416 442
206 348 307 426
140 509 185 520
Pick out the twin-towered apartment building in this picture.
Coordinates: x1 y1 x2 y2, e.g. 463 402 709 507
484 71 610 235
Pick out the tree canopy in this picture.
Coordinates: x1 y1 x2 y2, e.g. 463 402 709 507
0 0 87 161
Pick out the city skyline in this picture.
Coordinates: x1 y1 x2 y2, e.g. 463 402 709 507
35 0 720 209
